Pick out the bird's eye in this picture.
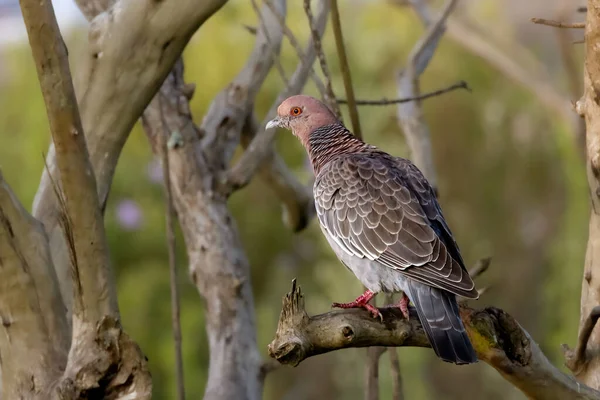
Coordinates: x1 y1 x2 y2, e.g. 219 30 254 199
290 107 302 116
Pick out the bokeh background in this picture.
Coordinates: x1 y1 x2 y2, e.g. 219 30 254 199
0 0 588 398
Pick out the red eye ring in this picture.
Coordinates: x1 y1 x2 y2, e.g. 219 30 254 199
290 107 302 116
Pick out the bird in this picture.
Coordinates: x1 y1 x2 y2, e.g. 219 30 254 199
266 94 479 365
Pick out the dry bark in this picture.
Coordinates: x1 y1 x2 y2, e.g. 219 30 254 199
139 2 329 398
569 0 600 389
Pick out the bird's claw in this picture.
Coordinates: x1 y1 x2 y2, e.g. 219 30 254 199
331 301 384 322
365 303 384 322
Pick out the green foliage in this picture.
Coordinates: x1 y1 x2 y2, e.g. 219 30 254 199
0 1 586 399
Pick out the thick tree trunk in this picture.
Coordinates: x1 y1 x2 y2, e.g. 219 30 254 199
576 0 600 387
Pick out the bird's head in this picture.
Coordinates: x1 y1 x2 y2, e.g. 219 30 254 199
266 95 338 147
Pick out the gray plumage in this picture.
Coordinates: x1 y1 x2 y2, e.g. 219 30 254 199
268 95 478 365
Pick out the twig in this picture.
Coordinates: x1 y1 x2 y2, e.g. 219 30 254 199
159 97 185 400
468 257 491 280
531 18 585 29
338 80 469 106
304 0 340 118
330 0 361 138
556 0 586 154
388 348 404 400
564 305 600 374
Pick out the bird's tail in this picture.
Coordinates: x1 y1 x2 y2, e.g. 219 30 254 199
405 280 477 365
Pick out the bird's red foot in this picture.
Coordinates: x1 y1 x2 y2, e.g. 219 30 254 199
332 290 383 321
382 292 410 319
397 292 410 319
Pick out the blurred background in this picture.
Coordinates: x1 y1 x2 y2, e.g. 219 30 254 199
0 0 588 398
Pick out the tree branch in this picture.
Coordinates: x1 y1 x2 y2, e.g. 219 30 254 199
241 114 315 232
31 0 229 316
226 0 330 192
331 0 362 138
443 17 575 134
395 0 457 191
304 0 341 119
269 281 600 400
337 80 469 106
531 18 585 29
20 0 117 326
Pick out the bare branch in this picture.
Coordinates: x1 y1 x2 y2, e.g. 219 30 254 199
241 114 315 232
338 80 470 106
226 0 330 192
304 0 341 118
531 18 585 28
269 281 600 400
158 101 185 400
331 0 362 138
250 0 289 86
395 0 457 191
444 18 574 130
20 0 117 324
264 0 327 96
200 0 287 173
32 0 229 315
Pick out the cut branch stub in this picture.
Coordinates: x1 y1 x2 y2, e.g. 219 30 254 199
268 280 425 367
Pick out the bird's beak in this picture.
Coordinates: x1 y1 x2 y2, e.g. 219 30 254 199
265 116 283 130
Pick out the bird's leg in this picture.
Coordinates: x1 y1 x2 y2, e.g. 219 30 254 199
332 290 383 321
382 292 410 319
397 292 410 319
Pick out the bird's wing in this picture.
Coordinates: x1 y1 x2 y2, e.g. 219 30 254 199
314 153 477 298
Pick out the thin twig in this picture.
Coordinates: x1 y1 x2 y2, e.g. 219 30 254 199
330 0 360 137
531 18 585 29
159 97 185 400
564 305 600 374
338 80 469 106
304 0 341 118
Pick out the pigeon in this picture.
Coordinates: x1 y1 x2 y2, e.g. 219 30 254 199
266 95 478 365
